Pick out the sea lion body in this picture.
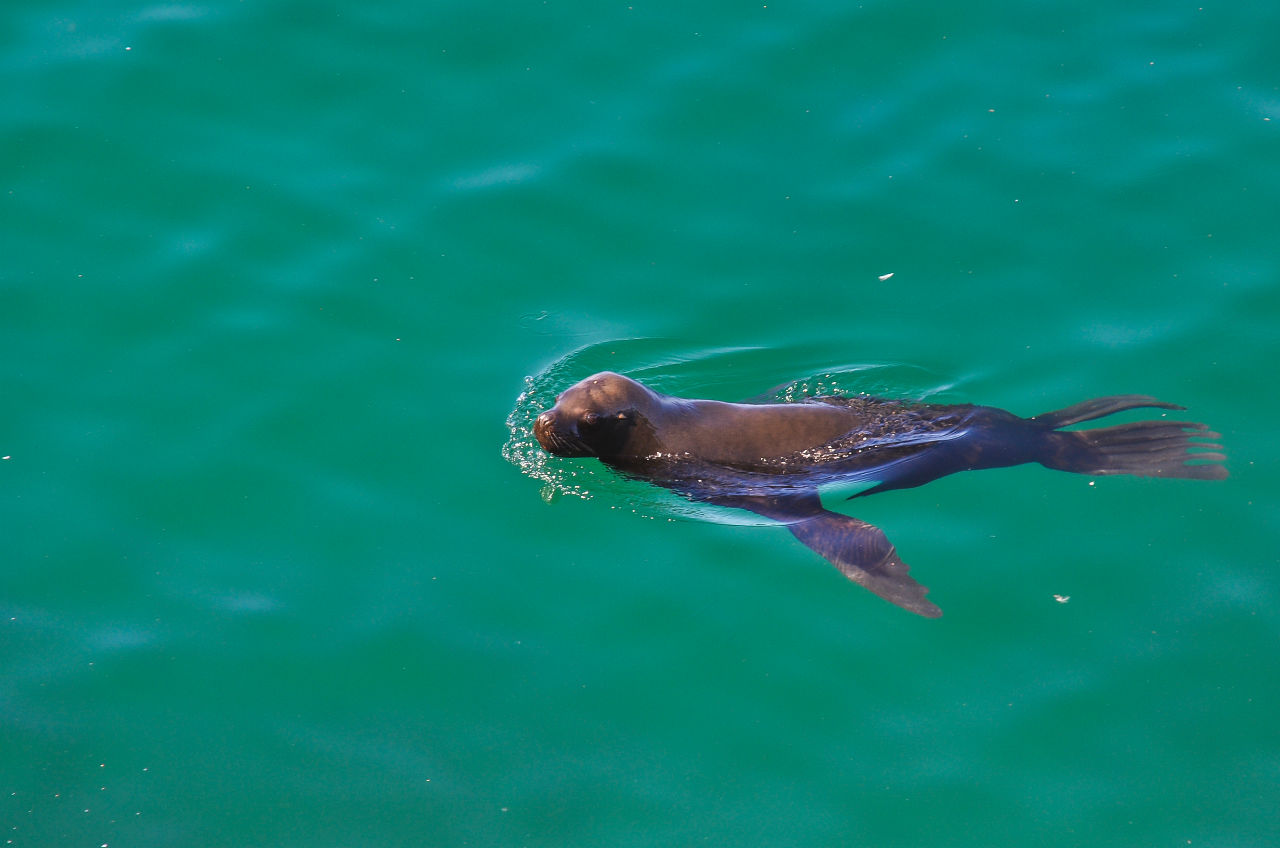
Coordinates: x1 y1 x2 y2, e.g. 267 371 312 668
533 371 1227 617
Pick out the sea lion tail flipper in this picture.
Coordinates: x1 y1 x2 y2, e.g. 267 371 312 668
786 512 943 618
1040 420 1228 480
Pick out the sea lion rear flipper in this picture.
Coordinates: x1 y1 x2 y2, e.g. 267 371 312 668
1032 397 1228 480
714 494 941 618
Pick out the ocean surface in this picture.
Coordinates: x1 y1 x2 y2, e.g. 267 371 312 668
3 2 1277 846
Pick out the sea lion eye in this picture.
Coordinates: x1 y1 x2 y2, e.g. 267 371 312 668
582 412 601 427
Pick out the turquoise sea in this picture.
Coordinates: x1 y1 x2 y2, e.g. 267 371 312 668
3 2 1277 845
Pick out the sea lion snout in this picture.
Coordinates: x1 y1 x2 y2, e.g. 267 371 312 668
533 408 591 457
533 409 563 447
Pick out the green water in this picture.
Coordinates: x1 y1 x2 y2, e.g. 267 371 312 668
3 2 1277 846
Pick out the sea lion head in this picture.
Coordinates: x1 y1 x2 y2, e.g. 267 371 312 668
533 371 658 460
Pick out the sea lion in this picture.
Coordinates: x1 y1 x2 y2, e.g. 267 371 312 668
532 371 1228 617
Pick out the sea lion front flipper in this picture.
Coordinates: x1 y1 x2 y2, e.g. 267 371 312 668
786 511 942 618
714 494 942 618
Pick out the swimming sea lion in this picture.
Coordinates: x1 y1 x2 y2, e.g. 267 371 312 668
532 371 1228 617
